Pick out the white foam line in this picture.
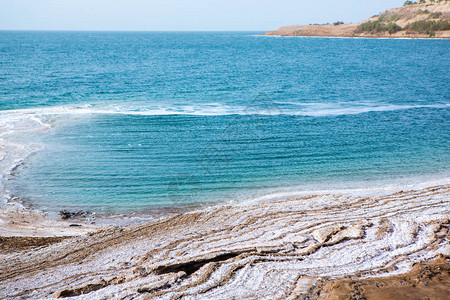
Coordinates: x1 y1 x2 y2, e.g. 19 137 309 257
1 102 449 118
234 176 450 206
0 110 54 208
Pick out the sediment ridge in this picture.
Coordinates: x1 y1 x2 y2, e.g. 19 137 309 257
1 184 449 299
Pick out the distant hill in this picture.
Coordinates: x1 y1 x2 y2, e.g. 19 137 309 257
265 1 450 38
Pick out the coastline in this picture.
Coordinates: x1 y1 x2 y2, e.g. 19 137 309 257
263 26 450 39
259 34 450 40
264 1 450 39
1 182 449 299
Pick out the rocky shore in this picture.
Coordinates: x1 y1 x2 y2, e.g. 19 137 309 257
1 184 449 299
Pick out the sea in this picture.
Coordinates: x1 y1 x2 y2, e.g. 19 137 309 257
0 31 449 215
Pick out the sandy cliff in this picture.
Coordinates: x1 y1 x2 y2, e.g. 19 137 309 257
266 1 450 38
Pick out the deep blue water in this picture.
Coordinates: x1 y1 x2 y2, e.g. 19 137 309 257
0 31 449 213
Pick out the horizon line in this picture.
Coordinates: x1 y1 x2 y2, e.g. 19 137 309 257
0 29 269 33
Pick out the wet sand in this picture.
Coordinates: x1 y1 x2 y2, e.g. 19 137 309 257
0 184 449 299
0 207 97 238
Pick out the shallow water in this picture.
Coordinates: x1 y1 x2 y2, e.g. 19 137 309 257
0 31 449 213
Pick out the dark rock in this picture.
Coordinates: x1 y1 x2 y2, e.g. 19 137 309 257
59 210 91 220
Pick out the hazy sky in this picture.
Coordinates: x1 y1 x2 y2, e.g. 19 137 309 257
1 0 406 31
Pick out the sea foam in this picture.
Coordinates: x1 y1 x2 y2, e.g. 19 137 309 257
1 101 448 117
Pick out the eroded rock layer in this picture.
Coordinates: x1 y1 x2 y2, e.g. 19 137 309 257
1 185 449 299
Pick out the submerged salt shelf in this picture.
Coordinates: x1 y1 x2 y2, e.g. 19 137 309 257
1 101 449 215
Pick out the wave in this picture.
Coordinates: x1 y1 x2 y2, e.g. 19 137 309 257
1 101 448 118
0 115 47 208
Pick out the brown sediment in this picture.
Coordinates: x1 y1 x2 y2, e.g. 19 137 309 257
265 24 359 38
375 218 394 240
0 236 69 253
312 255 450 300
0 185 449 299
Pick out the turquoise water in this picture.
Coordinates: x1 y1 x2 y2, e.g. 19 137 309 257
0 31 449 214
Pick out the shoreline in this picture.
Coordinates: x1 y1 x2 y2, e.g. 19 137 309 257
259 34 450 40
2 174 448 233
1 182 449 298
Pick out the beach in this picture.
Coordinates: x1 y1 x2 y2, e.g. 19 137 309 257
1 183 449 299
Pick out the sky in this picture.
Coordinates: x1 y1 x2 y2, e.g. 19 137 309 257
1 0 406 31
